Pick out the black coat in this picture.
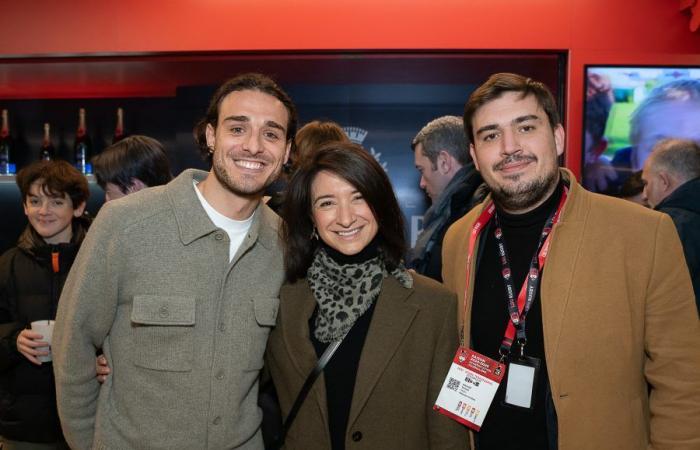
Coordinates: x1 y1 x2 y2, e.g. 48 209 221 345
0 225 84 443
656 176 700 314
412 170 484 282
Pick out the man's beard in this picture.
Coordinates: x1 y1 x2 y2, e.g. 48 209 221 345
212 151 280 198
489 155 560 212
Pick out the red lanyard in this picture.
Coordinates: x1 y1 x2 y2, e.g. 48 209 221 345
461 188 568 356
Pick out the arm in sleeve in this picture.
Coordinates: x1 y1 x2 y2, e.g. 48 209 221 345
644 213 700 450
52 205 123 450
0 250 23 372
427 292 471 450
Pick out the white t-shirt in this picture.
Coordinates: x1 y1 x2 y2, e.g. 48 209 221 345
193 181 254 262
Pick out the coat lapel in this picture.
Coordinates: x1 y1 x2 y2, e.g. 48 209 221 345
347 277 418 428
279 282 331 434
540 170 586 378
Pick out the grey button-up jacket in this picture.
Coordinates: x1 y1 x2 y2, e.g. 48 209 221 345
53 169 284 450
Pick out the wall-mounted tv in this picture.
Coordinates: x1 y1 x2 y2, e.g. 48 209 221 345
582 66 700 195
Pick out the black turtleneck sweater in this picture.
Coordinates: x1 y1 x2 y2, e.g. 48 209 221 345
471 182 563 450
309 240 380 450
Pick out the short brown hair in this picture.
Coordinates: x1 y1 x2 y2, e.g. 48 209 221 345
193 73 298 163
293 120 349 167
17 160 89 209
464 72 561 142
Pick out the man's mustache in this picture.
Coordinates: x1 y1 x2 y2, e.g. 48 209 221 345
493 154 537 171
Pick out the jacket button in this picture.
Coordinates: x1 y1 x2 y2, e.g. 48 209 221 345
351 431 362 442
215 370 225 380
212 416 221 425
214 232 224 240
158 306 169 318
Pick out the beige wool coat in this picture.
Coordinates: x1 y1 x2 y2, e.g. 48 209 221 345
442 168 700 450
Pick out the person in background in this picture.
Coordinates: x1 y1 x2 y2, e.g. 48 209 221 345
52 73 295 450
292 120 349 168
611 78 700 187
443 72 700 450
617 170 648 207
642 138 700 311
91 135 173 202
582 72 616 193
409 115 482 281
0 160 90 450
267 142 467 449
266 120 349 212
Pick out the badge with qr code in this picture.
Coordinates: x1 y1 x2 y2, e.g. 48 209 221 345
433 347 506 431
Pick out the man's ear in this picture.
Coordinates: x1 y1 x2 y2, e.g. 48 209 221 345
554 124 565 157
657 170 673 192
437 150 453 174
128 178 148 194
469 143 480 171
284 140 292 165
205 123 216 151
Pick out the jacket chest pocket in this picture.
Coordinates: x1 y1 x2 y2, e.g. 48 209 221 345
131 295 195 372
245 297 280 371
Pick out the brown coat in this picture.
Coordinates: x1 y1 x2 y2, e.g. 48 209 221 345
266 274 469 450
442 169 700 450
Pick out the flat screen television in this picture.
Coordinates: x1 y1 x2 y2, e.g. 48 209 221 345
582 65 700 196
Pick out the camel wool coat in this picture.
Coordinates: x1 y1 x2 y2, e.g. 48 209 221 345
442 168 700 450
265 273 469 450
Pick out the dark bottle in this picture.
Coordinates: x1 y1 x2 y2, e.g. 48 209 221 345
39 123 55 161
74 108 92 174
112 107 125 144
0 109 11 174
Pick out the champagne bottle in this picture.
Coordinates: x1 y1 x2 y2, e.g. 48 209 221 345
0 109 11 174
74 108 91 174
112 107 125 144
39 123 55 161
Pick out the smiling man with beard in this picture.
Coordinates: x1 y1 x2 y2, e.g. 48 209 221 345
442 73 700 450
52 73 296 450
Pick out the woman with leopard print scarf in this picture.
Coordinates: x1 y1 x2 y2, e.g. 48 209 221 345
266 141 468 450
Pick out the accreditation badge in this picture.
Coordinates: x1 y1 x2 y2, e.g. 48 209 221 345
502 355 540 410
433 347 506 431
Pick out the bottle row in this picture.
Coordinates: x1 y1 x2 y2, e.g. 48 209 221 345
0 107 125 175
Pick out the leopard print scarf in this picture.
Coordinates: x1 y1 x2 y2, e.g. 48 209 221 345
307 247 413 343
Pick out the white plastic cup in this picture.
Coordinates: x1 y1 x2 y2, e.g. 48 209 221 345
30 320 55 363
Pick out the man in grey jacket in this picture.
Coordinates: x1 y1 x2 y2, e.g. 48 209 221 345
52 73 297 450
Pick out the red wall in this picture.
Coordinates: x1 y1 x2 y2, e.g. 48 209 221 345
2 0 699 176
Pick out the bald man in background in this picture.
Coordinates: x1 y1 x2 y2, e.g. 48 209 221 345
642 138 700 311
